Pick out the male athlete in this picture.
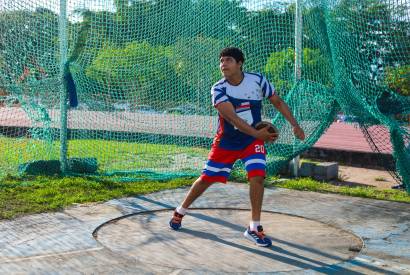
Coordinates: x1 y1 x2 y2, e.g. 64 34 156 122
169 47 305 247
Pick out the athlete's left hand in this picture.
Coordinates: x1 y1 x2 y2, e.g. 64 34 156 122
293 125 305 140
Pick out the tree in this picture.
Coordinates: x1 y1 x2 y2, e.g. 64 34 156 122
85 41 176 107
264 47 333 96
238 4 294 72
169 35 226 107
302 6 332 59
264 48 294 95
330 0 410 87
0 8 59 83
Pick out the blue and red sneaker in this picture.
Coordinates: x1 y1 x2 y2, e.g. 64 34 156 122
244 225 272 247
169 210 184 230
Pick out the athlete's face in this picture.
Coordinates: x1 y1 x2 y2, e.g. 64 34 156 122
219 56 242 78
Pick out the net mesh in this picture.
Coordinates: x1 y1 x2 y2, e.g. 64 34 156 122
0 0 409 190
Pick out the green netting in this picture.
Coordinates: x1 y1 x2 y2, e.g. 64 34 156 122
0 0 409 191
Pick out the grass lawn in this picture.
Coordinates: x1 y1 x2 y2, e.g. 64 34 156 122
0 137 408 220
0 173 408 220
266 177 410 203
0 174 194 220
0 137 209 178
230 171 409 203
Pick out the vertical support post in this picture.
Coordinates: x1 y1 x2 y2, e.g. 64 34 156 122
291 0 303 177
59 0 68 173
295 0 302 81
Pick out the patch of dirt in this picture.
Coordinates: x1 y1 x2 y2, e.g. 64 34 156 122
332 165 398 189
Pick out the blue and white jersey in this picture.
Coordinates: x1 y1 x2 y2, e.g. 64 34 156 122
211 72 275 150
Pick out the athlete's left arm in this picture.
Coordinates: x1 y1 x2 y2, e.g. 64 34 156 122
269 94 305 140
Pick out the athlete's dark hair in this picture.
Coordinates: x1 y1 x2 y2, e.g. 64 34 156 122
219 47 245 67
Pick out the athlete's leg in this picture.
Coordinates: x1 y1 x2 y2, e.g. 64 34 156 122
244 175 271 247
180 177 214 209
240 140 267 222
240 140 271 246
169 177 213 230
170 143 237 230
249 175 265 222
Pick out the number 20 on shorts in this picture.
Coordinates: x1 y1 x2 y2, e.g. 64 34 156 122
255 144 265 153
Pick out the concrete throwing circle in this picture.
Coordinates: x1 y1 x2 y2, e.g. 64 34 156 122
94 208 363 273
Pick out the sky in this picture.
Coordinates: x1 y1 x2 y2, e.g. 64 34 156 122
1 0 407 22
0 0 295 24
1 0 293 15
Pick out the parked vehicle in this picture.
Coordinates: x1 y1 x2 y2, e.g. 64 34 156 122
113 101 131 111
134 104 160 114
164 104 208 115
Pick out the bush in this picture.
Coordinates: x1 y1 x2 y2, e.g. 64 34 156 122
385 65 410 96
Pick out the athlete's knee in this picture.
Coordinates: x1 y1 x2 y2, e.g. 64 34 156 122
196 177 215 187
249 176 265 185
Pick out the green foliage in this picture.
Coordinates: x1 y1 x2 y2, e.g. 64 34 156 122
385 65 410 96
0 8 59 82
85 41 176 105
330 0 410 77
264 47 333 95
264 48 294 95
169 36 225 105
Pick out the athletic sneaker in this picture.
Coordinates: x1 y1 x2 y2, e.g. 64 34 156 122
169 210 184 230
244 225 272 247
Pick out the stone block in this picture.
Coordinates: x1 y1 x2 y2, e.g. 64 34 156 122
278 162 291 176
313 162 339 180
299 162 316 177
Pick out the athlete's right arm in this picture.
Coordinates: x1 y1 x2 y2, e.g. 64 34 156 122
216 101 277 142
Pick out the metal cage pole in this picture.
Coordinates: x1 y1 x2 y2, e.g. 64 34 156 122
291 0 303 177
59 0 68 173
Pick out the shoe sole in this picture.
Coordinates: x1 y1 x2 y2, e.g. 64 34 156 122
243 230 271 247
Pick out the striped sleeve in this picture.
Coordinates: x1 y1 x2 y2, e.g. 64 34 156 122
211 86 228 106
260 75 275 98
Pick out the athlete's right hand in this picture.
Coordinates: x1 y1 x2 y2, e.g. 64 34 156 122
255 126 278 142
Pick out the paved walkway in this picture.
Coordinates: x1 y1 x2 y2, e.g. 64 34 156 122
0 183 409 274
